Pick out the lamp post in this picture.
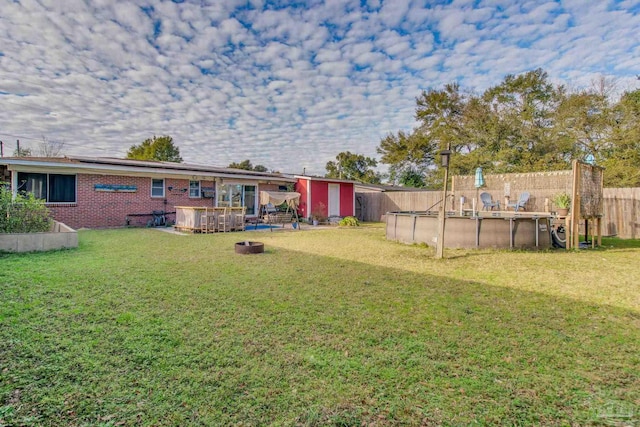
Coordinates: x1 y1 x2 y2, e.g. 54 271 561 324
435 145 451 259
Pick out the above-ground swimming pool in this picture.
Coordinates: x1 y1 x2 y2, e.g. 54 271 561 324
386 211 553 250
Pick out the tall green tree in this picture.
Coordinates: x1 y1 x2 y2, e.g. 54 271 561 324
481 68 565 172
416 83 465 132
415 82 470 164
325 151 381 184
553 91 613 166
398 168 426 188
126 136 183 162
378 69 639 188
377 130 434 186
228 160 268 172
603 89 640 187
379 83 475 188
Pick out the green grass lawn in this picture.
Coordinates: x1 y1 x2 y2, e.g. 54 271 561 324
1 225 639 426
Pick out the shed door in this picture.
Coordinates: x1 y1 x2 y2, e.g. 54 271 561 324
328 184 340 217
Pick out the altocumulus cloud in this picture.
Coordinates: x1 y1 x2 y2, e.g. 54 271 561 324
0 0 638 174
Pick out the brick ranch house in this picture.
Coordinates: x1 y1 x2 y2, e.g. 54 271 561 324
0 156 295 229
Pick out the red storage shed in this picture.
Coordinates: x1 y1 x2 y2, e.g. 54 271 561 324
295 175 356 221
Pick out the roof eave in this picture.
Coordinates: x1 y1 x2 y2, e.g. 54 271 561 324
1 158 295 182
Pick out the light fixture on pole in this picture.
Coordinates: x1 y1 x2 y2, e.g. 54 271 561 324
435 145 451 259
440 148 451 169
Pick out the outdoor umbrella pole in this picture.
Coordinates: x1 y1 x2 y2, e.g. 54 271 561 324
474 167 485 216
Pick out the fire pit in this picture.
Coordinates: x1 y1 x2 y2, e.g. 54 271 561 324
235 241 264 254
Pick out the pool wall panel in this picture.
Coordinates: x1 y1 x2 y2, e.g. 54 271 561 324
386 213 551 250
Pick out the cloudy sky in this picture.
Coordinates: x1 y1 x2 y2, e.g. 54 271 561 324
1 0 639 175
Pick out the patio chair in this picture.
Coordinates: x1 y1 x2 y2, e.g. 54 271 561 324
507 192 530 212
480 192 500 210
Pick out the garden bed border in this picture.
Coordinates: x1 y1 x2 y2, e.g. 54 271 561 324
0 221 78 253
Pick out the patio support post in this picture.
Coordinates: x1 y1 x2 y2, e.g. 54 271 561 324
435 145 451 259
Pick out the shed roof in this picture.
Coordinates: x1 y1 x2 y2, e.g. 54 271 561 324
294 175 358 184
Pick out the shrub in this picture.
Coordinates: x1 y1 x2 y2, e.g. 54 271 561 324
339 216 360 226
0 186 52 233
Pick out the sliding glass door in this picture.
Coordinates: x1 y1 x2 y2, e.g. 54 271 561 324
217 184 257 215
244 185 256 215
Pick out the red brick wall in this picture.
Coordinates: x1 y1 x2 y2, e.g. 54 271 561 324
47 174 215 229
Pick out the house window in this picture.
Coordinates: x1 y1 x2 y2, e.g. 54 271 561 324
17 172 76 203
189 180 201 198
151 179 164 197
48 174 76 202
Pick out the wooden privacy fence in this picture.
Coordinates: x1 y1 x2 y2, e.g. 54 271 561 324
602 188 640 239
357 191 442 222
357 187 640 239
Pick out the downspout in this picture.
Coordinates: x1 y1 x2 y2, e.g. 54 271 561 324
306 178 312 221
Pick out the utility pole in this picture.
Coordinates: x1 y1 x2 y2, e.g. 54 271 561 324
16 139 20 155
0 140 3 157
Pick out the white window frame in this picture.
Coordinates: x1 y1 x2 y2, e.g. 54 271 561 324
189 180 201 198
151 178 165 198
